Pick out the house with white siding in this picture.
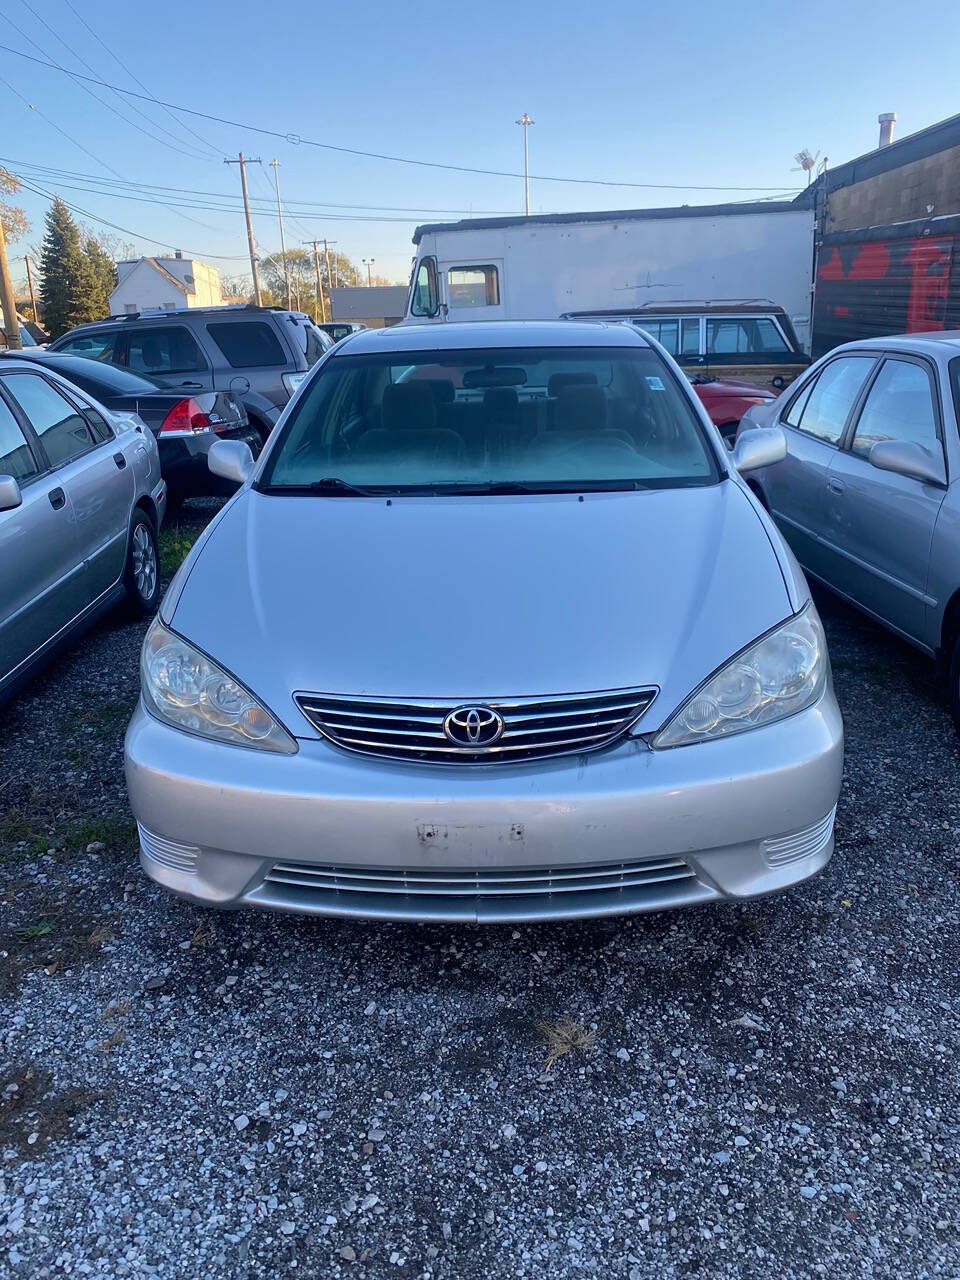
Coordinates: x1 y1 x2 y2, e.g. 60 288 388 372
109 252 222 314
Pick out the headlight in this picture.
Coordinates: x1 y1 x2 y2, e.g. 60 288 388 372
140 619 297 754
653 603 826 748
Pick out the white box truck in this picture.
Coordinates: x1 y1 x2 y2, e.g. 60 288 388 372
405 200 815 353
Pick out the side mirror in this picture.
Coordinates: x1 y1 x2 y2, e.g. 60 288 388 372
0 474 22 512
208 439 255 486
731 426 787 473
869 439 946 487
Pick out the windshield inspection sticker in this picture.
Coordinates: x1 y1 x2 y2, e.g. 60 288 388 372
645 375 666 391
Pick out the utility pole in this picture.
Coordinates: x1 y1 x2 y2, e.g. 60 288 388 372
0 218 22 350
515 113 534 215
323 239 336 307
363 258 375 286
303 241 326 324
23 254 37 326
269 160 291 309
224 153 262 306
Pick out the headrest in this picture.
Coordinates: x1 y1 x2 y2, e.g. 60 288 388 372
381 382 437 432
483 387 519 419
420 378 456 404
547 371 598 398
554 384 607 433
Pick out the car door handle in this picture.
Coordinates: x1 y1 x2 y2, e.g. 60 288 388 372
179 381 204 389
48 487 66 510
113 451 127 470
826 478 844 495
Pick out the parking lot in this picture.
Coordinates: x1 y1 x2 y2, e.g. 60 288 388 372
1 502 958 1279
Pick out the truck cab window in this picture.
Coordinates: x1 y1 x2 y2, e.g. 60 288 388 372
448 266 500 308
411 257 439 317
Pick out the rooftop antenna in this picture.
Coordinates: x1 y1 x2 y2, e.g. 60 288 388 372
792 149 820 185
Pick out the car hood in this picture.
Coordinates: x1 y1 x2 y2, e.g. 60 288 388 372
169 483 793 738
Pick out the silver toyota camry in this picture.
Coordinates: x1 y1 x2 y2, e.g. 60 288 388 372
125 321 843 923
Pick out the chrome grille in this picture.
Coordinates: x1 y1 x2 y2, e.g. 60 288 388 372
252 856 700 921
295 687 657 764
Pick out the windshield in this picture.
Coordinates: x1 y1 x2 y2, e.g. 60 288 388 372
259 346 719 493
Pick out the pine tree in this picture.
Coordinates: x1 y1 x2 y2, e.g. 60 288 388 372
39 198 96 339
84 235 117 321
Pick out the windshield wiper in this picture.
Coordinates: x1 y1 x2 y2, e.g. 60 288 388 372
282 476 380 496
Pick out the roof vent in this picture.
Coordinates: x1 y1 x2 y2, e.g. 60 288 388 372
878 112 896 148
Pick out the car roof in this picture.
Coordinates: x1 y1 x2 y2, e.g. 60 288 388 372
55 304 300 331
565 300 785 316
337 321 650 355
835 332 960 358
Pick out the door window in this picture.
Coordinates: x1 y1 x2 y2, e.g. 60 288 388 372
637 318 678 354
125 326 205 375
3 373 97 466
410 257 439 317
0 393 41 482
681 318 700 355
706 317 789 354
53 330 119 361
851 359 939 458
790 356 875 445
206 321 286 368
447 265 500 308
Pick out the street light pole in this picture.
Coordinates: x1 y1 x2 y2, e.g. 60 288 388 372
269 159 291 310
363 258 375 286
515 113 534 215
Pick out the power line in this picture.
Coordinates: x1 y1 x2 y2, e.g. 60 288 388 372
58 0 224 159
4 7 212 163
0 158 802 223
12 173 251 260
0 41 803 195
0 72 125 179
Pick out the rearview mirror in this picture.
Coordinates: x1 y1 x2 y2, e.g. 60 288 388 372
868 439 946 487
731 426 787 473
0 475 22 512
208 439 255 486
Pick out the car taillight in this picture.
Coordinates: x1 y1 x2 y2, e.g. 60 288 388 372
159 398 220 434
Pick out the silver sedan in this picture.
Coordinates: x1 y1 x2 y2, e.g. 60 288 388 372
1 360 166 701
740 332 960 728
125 321 843 923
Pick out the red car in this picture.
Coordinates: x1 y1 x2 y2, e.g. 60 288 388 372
691 377 776 441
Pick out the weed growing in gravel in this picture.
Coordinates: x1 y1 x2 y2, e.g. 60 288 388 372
538 1018 596 1070
15 920 56 941
76 701 133 738
159 524 201 576
64 817 137 855
0 808 49 860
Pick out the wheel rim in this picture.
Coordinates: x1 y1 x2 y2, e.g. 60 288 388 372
132 524 157 601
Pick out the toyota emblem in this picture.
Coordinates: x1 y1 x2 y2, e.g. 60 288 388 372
443 704 504 748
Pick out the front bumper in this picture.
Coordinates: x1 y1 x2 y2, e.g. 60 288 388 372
125 690 844 923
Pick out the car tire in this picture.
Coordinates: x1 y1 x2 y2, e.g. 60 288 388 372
949 632 960 733
123 510 161 616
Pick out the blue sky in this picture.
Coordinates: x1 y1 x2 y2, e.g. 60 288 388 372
1 0 956 289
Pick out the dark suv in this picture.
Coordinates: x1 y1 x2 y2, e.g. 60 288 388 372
49 305 333 444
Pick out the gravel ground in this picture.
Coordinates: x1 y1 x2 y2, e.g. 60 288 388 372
1 502 959 1279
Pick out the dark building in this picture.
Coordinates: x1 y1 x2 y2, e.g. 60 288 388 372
805 112 960 356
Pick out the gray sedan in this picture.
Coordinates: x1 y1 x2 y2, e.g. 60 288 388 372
740 332 960 728
125 320 843 923
0 361 166 701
